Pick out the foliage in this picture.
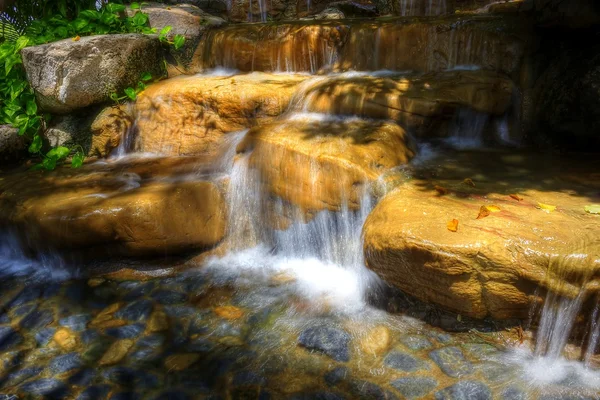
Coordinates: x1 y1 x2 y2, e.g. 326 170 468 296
0 1 185 171
110 72 154 103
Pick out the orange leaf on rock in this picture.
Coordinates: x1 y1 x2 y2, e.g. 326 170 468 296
462 178 475 187
537 203 556 213
447 219 459 232
509 194 523 201
72 35 81 41
435 185 449 195
476 205 501 219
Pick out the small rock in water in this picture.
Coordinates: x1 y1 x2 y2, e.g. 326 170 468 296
7 286 41 309
324 366 349 386
53 328 79 351
87 277 106 287
434 381 492 400
0 326 21 351
69 368 96 386
20 308 54 330
214 305 244 320
164 354 201 371
3 367 43 387
115 299 153 322
401 335 433 350
391 377 438 399
77 384 111 400
35 327 57 346
147 310 169 332
59 314 91 332
0 312 9 324
20 378 67 398
151 290 188 304
99 339 135 366
233 370 267 386
298 325 351 362
360 326 392 355
13 303 36 317
350 381 397 400
105 323 145 339
429 347 473 378
384 350 422 372
500 387 528 400
49 352 82 373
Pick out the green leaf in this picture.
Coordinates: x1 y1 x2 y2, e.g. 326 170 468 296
42 156 57 171
30 163 45 171
124 87 137 101
110 92 120 102
71 152 85 168
140 72 152 82
584 205 600 215
26 99 37 116
173 34 185 50
28 134 43 153
159 25 172 38
107 3 126 13
46 146 70 160
15 36 30 52
72 18 89 31
132 12 148 26
130 2 140 9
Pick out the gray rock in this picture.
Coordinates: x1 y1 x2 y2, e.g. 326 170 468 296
391 377 438 399
298 325 351 362
434 381 492 400
105 323 146 338
233 370 266 386
384 350 422 372
501 387 528 400
20 378 67 398
2 367 43 387
324 366 349 386
152 289 188 304
35 327 57 346
429 347 473 378
0 326 21 351
7 286 41 309
401 334 433 350
21 34 166 114
20 308 54 330
59 314 91 332
0 312 9 324
0 125 26 163
49 352 82 374
350 381 397 399
115 299 153 322
77 385 111 400
69 368 96 386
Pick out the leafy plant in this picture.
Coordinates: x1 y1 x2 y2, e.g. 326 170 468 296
0 1 182 171
110 72 153 103
158 26 186 50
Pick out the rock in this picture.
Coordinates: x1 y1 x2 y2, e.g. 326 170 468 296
360 326 392 355
363 151 600 319
238 118 415 213
19 378 67 398
147 310 169 332
429 347 473 378
69 368 96 386
0 125 26 163
49 352 82 373
53 328 79 351
89 105 133 157
164 353 201 371
301 70 514 137
350 381 397 399
103 366 159 388
115 300 153 322
21 34 165 114
400 335 433 350
391 377 438 399
59 314 91 332
35 327 57 346
134 73 308 156
298 325 351 362
531 0 600 28
105 323 145 339
44 113 92 151
0 326 21 351
7 286 41 309
384 350 422 372
152 290 188 305
310 7 346 19
0 163 227 258
2 367 43 387
77 384 111 400
324 366 349 386
20 308 54 330
99 339 135 366
126 2 225 74
214 305 244 320
434 381 492 400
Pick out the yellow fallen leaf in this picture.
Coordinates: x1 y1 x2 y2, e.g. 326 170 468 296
509 194 523 201
537 203 556 213
435 185 449 195
72 35 81 41
476 205 501 219
585 205 600 214
462 178 475 187
447 219 459 232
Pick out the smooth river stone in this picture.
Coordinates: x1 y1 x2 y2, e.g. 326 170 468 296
391 377 438 399
435 381 492 400
20 378 68 398
0 326 21 351
77 384 111 400
298 325 352 362
114 299 153 322
429 347 473 378
151 290 188 305
350 380 398 400
384 350 422 372
400 335 433 350
59 314 92 332
49 352 82 373
20 309 54 330
324 366 349 386
105 323 145 339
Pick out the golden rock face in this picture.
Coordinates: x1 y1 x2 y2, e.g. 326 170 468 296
89 105 133 157
363 152 600 319
134 73 310 157
0 157 227 258
237 117 417 213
